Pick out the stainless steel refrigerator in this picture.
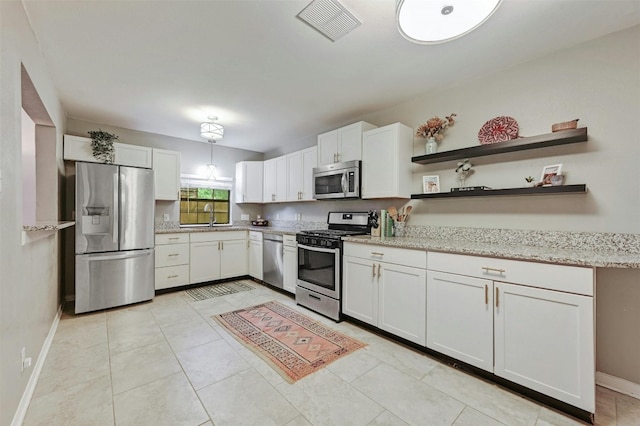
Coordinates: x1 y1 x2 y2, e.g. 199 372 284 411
75 162 155 314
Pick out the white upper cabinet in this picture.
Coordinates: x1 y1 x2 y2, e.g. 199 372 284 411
317 121 377 166
287 146 317 201
362 123 413 199
263 156 287 203
235 161 263 203
63 135 152 168
152 149 180 201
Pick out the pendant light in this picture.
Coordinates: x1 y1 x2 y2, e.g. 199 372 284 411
200 116 224 141
205 140 216 180
396 0 502 44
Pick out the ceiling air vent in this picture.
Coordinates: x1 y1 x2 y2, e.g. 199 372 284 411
297 0 362 42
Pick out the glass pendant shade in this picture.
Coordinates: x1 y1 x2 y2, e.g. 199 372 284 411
397 0 502 44
200 117 224 141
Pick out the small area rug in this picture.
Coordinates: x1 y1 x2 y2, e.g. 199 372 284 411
214 301 366 383
185 280 255 301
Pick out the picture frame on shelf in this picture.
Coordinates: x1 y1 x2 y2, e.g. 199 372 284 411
541 163 563 186
422 175 440 193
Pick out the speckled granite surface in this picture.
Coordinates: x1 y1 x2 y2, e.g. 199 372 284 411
155 221 640 268
23 221 75 232
343 228 640 269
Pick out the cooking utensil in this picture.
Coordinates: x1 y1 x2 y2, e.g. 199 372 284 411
387 206 398 220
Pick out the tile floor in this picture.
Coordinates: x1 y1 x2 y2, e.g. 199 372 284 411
23 281 639 426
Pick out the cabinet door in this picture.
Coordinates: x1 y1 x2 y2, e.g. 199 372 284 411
275 156 287 202
317 130 338 166
342 256 378 326
189 241 220 283
301 146 317 201
426 271 494 371
153 149 181 201
263 158 276 202
337 122 364 163
220 239 248 279
63 135 96 162
236 161 263 203
249 240 263 280
378 262 426 345
494 282 595 412
283 245 297 294
286 151 303 201
114 143 152 168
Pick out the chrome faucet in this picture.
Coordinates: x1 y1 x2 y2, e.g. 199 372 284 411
203 203 215 227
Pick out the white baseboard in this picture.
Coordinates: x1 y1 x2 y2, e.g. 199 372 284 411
596 371 640 399
11 305 63 426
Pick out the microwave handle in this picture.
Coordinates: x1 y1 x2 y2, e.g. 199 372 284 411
341 172 348 195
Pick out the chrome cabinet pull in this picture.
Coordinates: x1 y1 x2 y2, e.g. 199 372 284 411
485 284 488 305
482 266 505 274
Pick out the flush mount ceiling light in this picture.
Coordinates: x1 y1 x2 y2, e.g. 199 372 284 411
397 0 502 44
200 116 224 141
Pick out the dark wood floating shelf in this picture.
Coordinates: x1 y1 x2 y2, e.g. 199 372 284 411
412 127 588 165
411 184 587 200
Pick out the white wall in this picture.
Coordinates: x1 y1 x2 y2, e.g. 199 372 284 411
0 1 66 425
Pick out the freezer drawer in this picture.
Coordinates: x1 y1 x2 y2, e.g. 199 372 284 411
75 249 155 313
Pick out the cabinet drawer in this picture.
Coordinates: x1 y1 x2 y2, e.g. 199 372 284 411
427 252 594 296
156 233 189 245
249 231 263 242
344 242 426 269
283 234 297 247
155 243 189 267
155 265 189 290
190 231 247 243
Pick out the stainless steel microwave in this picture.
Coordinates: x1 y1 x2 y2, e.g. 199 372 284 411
313 160 360 200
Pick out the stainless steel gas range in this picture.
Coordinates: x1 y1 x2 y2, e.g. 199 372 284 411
295 211 369 321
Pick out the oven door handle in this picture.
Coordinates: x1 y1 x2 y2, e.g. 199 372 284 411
298 243 337 254
341 172 348 195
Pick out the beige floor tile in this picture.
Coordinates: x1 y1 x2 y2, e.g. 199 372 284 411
23 374 113 426
366 336 439 380
352 363 464 426
107 317 165 355
198 369 299 426
277 368 385 426
161 317 222 352
326 346 381 383
150 302 202 328
422 365 541 426
617 392 640 426
285 416 313 426
234 345 288 386
110 340 182 395
113 372 209 426
454 407 506 426
176 338 251 389
536 407 586 426
34 341 110 398
368 410 410 425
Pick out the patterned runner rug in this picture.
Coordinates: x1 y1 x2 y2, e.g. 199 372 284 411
185 280 255 301
214 301 366 383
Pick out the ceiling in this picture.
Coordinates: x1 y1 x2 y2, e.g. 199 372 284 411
22 0 640 153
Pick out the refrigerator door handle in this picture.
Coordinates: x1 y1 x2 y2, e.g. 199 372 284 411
112 172 119 244
87 250 152 262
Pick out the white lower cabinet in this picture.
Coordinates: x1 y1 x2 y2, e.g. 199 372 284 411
189 231 247 283
427 252 595 412
343 242 426 345
248 231 263 280
283 234 298 294
154 233 190 290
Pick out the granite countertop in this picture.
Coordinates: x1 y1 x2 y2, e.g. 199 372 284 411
342 235 640 269
23 221 75 232
155 225 298 236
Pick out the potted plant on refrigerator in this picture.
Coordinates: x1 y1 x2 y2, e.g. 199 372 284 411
88 129 118 164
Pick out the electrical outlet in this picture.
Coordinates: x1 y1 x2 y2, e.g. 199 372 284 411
241 214 250 221
163 214 170 222
20 347 32 372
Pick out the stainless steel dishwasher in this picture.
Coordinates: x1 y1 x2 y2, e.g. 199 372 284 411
263 233 284 289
